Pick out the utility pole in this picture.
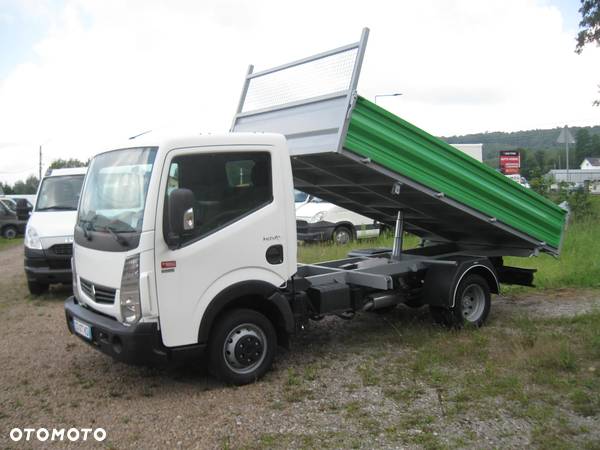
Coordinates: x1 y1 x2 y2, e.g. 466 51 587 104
39 145 42 181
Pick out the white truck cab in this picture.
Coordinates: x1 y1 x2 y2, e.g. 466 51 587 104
24 167 87 294
66 134 299 383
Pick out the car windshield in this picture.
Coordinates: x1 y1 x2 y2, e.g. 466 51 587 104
78 147 157 234
36 175 85 211
1 199 16 211
294 190 308 203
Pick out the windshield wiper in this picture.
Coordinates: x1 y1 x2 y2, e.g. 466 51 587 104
37 205 76 211
79 215 97 241
104 225 130 247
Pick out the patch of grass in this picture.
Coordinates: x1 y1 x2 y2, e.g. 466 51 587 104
356 360 379 386
505 217 600 290
0 237 23 251
297 231 419 264
282 368 312 402
570 388 600 417
251 431 356 450
302 363 318 382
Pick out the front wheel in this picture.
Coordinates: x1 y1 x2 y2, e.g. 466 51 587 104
208 308 277 385
430 273 491 328
332 226 353 245
2 226 17 239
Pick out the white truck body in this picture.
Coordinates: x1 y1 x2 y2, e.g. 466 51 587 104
24 167 87 294
65 29 528 385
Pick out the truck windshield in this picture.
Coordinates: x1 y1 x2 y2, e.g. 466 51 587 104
78 147 157 234
36 175 85 211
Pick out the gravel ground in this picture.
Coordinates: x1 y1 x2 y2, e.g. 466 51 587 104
0 243 598 449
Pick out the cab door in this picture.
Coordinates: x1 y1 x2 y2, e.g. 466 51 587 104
154 146 291 347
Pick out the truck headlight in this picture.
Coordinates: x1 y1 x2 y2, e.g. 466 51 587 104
120 254 141 324
71 257 78 300
308 211 326 223
24 226 42 250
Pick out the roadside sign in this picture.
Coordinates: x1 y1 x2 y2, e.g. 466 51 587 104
557 127 575 144
499 150 520 175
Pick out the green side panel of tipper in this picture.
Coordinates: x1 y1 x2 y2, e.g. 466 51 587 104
344 96 566 250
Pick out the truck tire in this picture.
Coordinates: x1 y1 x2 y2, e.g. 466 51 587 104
333 226 353 245
27 280 49 295
2 225 17 239
430 273 491 328
208 308 277 385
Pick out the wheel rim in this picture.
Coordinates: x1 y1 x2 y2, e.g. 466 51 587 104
461 284 486 323
334 229 350 245
223 323 267 375
4 228 16 239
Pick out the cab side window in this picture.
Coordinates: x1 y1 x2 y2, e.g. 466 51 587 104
166 152 272 244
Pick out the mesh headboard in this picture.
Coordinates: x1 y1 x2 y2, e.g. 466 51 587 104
231 28 369 156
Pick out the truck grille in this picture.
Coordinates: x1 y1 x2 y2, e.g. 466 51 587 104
50 244 73 256
48 259 71 270
80 278 116 304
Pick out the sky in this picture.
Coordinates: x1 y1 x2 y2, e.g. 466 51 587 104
0 0 599 184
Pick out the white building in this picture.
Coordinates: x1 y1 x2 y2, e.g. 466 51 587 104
580 157 600 170
451 143 483 162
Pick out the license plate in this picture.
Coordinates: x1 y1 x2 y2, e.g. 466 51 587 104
73 318 92 340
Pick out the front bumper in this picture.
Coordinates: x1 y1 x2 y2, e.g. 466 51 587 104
296 220 335 242
65 296 204 365
24 247 72 284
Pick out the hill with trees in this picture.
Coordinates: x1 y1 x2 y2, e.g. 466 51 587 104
443 125 600 178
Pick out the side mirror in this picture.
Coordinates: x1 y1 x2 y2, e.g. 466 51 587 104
166 188 195 248
15 199 31 221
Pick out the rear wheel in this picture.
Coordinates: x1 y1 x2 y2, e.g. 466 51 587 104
332 226 353 245
430 274 491 328
208 308 277 385
2 226 17 239
27 280 49 295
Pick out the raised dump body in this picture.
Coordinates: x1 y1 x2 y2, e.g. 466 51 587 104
232 28 566 256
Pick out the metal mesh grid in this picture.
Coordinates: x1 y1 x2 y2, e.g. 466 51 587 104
242 48 358 113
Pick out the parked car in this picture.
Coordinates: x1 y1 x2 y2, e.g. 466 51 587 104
296 195 381 244
9 194 36 212
0 197 27 238
505 174 530 189
0 197 17 212
24 167 87 294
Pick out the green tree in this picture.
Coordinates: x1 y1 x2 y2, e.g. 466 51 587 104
48 158 87 170
591 134 600 157
576 0 600 53
534 149 546 172
11 175 39 195
576 0 600 105
0 182 13 195
575 128 592 165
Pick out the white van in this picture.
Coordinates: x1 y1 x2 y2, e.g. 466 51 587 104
296 196 381 244
24 167 87 294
